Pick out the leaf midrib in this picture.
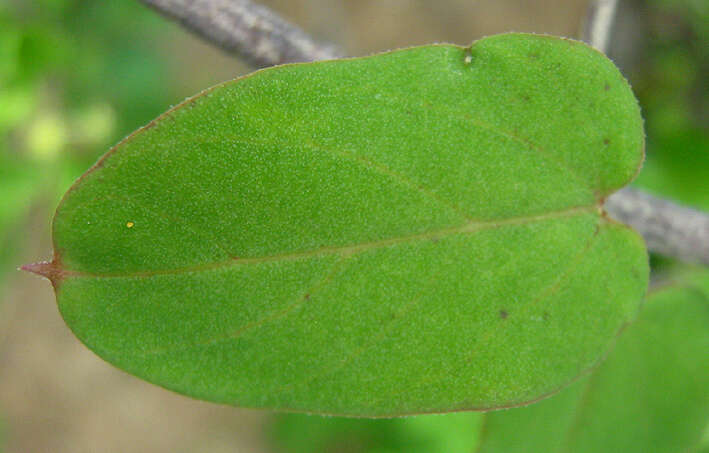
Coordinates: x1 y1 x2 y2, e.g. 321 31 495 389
60 204 599 280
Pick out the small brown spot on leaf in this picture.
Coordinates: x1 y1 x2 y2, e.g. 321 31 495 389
603 138 610 145
304 294 310 300
543 311 550 321
529 52 540 59
499 309 508 319
604 82 610 91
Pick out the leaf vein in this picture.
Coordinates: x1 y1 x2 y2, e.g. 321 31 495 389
60 205 598 279
131 255 351 358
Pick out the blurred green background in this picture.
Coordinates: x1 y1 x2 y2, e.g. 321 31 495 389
0 0 707 452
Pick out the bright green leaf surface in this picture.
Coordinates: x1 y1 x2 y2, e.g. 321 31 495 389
42 33 647 416
475 272 709 453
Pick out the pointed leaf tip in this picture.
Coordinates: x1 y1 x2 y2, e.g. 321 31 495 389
21 261 60 283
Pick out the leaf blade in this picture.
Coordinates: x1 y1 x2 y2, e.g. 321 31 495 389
45 33 647 416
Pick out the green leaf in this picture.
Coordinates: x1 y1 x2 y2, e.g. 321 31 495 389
474 270 709 453
32 33 647 416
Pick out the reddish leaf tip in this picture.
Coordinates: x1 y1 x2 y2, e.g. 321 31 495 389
21 260 62 286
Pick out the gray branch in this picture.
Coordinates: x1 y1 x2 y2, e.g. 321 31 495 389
138 0 341 67
583 0 618 53
137 0 709 265
606 189 709 265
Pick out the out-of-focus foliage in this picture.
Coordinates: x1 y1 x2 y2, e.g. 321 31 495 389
649 0 709 45
0 152 39 290
633 0 709 211
270 412 482 453
0 0 175 286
